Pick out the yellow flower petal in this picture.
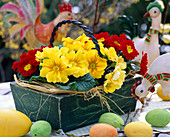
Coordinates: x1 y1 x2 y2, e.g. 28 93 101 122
115 56 127 70
59 71 69 83
40 67 51 77
46 71 55 83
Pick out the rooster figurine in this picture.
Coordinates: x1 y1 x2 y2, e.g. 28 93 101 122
119 1 164 67
131 53 170 104
0 0 75 48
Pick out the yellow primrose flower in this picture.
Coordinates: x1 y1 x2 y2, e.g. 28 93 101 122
101 46 118 62
59 47 70 55
81 40 95 51
65 50 89 78
35 51 43 62
72 41 84 51
86 50 107 79
104 80 121 93
62 34 94 52
63 37 83 51
115 56 126 70
104 66 126 93
36 46 60 60
75 33 89 43
40 51 71 84
108 47 118 61
97 38 105 43
62 37 74 46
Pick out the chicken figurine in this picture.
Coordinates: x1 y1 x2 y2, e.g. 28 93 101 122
131 53 170 104
0 0 75 48
119 1 164 67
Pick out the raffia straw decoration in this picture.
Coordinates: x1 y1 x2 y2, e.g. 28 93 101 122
14 74 77 94
14 74 125 114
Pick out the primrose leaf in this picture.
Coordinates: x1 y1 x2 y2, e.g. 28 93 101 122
74 73 96 92
28 76 47 83
55 81 76 90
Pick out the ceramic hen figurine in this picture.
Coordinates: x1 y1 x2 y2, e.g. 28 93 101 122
132 53 170 104
0 1 75 48
119 1 164 67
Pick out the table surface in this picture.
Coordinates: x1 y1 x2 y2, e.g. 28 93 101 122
0 82 170 137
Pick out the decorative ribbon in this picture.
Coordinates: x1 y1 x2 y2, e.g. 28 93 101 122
144 73 170 86
145 27 159 44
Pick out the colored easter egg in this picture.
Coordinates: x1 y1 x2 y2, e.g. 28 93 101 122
30 120 52 137
145 109 170 127
89 123 118 137
157 85 170 101
98 112 124 130
124 121 153 137
0 109 32 137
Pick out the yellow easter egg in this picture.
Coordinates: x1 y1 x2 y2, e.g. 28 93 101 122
157 85 170 101
124 121 153 137
0 109 32 137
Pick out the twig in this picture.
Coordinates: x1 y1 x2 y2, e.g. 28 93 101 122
163 0 170 24
124 109 131 125
78 1 96 20
153 130 170 135
93 0 99 33
95 1 136 32
96 0 107 27
130 105 144 122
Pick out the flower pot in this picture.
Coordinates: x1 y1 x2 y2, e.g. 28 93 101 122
10 77 140 131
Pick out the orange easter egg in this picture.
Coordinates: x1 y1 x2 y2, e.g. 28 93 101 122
89 123 118 137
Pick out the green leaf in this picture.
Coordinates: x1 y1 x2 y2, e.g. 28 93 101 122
74 73 96 92
28 76 47 83
17 73 30 81
55 82 76 90
39 66 42 71
55 73 96 92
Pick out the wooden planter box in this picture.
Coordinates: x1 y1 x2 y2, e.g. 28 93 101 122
10 77 140 132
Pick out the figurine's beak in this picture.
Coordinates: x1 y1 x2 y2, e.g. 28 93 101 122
139 97 145 105
144 12 150 18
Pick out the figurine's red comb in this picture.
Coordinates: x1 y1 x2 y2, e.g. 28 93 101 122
59 2 72 12
131 80 141 100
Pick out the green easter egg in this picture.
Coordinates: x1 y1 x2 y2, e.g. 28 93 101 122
30 120 52 137
145 109 170 127
98 112 124 130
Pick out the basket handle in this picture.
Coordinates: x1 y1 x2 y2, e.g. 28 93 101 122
50 19 103 57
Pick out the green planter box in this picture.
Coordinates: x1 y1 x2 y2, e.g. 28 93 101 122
10 77 140 132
